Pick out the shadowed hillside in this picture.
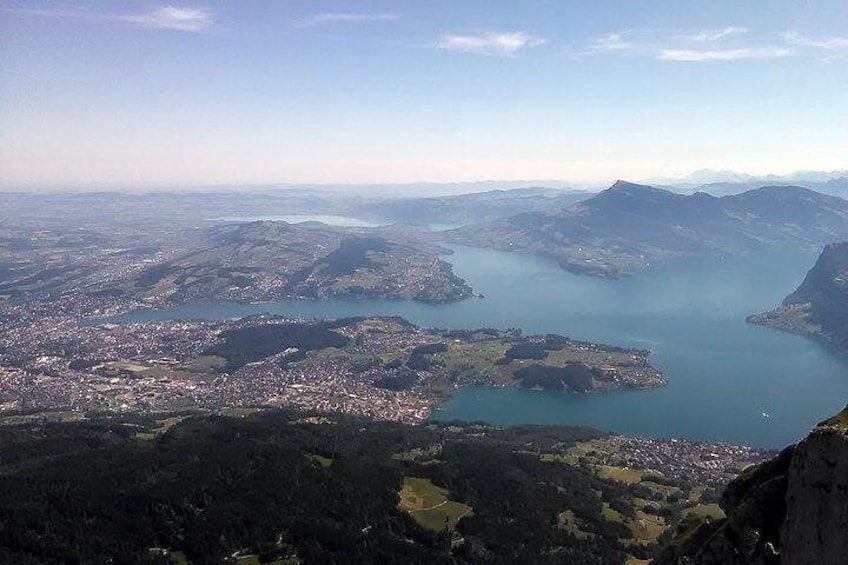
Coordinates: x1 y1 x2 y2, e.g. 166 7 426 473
748 241 848 350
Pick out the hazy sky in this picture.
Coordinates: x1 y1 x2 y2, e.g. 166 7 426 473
1 1 846 189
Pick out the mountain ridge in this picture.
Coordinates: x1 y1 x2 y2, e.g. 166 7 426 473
446 181 848 278
350 186 591 226
85 221 473 306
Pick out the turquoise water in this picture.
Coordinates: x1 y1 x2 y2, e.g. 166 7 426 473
115 246 848 448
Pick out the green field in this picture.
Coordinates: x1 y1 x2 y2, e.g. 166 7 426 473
557 510 594 540
185 355 227 372
135 416 185 441
685 503 724 521
307 454 333 468
598 465 643 484
601 502 624 523
398 477 472 531
631 510 666 543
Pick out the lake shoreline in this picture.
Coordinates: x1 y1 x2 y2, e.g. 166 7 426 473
105 246 848 448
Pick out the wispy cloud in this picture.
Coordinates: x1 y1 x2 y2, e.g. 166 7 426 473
121 7 212 32
588 33 634 52
783 31 848 50
299 12 398 27
435 32 545 57
783 31 848 61
13 5 213 33
577 27 805 63
659 47 794 62
684 26 749 42
566 31 641 59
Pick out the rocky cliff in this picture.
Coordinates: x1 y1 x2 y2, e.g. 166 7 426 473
748 242 848 349
656 406 848 565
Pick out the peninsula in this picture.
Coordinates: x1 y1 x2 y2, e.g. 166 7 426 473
748 241 848 350
0 314 664 421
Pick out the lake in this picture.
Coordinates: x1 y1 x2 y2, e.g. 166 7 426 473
115 246 848 448
207 214 387 227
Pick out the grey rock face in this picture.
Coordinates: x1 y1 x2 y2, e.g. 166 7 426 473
781 426 848 565
656 406 848 565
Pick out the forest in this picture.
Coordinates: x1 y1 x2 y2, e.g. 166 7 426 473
0 410 675 564
210 322 350 371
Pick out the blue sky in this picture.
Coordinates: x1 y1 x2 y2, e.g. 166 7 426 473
1 1 846 189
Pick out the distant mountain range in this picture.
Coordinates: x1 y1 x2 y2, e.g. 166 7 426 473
351 187 591 227
748 242 848 350
648 168 848 187
447 181 848 278
647 169 848 198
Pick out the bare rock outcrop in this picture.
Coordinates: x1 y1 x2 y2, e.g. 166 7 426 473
656 406 848 565
780 414 848 564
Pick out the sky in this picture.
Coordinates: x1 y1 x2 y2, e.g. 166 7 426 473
1 0 846 190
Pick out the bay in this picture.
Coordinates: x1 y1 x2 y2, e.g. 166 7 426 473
114 246 848 448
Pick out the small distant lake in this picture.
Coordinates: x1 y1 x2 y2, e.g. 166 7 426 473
114 246 848 448
208 214 387 227
206 215 461 232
